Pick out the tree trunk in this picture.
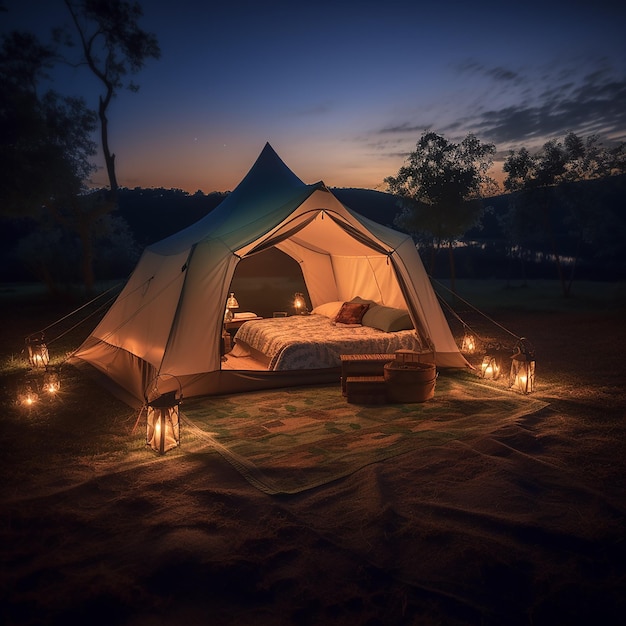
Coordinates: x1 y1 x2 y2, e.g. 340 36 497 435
99 91 118 204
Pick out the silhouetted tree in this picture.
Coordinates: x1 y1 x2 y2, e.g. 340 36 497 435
503 132 625 296
0 27 139 293
385 132 497 291
60 0 161 202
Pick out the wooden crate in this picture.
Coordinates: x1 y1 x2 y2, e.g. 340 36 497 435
395 349 435 364
340 353 396 395
345 376 387 404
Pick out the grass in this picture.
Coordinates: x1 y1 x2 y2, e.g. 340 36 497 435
435 278 626 313
2 279 625 626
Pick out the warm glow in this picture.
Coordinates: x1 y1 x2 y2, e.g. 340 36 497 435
509 339 536 394
18 388 38 407
480 355 501 380
293 292 308 314
26 338 49 369
510 359 536 394
461 333 476 354
146 403 181 454
44 371 61 395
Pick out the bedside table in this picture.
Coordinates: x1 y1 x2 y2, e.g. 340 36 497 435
224 316 262 332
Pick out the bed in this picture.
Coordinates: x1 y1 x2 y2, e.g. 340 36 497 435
229 300 424 371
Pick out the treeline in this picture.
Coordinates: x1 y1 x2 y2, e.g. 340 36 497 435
1 177 624 286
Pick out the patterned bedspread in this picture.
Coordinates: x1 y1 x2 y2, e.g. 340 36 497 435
233 314 422 371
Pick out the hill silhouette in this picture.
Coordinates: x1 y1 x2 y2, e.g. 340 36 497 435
1 176 625 284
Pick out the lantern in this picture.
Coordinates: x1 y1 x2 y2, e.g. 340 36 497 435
145 376 182 454
26 333 49 369
43 368 61 395
224 292 239 322
17 377 39 407
293 292 308 314
461 329 477 354
510 338 536 394
480 354 502 380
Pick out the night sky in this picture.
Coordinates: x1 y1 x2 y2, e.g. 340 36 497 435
3 0 625 193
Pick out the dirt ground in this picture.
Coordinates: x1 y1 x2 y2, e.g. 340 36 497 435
1 288 625 625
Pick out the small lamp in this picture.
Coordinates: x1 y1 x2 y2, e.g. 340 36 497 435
145 375 182 454
293 292 308 315
26 333 49 369
510 338 536 394
224 292 239 323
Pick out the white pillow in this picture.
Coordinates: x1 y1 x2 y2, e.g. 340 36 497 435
311 301 344 318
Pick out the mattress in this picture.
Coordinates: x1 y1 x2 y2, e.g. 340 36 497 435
232 314 422 371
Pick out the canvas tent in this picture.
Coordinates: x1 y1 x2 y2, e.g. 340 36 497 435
72 143 468 405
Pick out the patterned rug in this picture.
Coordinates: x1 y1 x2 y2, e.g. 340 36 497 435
181 372 549 494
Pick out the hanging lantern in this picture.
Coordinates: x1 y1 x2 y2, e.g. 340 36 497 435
293 292 308 314
510 338 536 394
25 333 49 369
461 329 477 354
145 375 182 454
43 368 61 395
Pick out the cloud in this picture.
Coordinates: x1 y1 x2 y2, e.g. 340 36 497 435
378 58 626 156
455 60 522 84
469 72 626 148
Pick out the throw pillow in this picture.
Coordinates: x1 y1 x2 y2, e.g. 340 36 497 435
334 302 370 325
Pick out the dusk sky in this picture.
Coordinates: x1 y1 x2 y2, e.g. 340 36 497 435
3 0 626 194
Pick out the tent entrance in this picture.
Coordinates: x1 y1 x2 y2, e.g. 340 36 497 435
227 247 308 320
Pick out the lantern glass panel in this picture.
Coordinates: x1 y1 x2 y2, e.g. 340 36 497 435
145 386 181 454
480 354 502 380
509 338 536 394
510 357 536 394
27 339 49 368
461 333 476 354
146 404 180 454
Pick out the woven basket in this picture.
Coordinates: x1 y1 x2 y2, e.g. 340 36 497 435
384 361 437 403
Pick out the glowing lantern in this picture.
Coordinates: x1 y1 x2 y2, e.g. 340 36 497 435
293 292 308 314
510 338 536 394
26 334 49 369
480 354 502 380
17 382 39 407
461 330 477 354
43 369 61 395
145 376 182 454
